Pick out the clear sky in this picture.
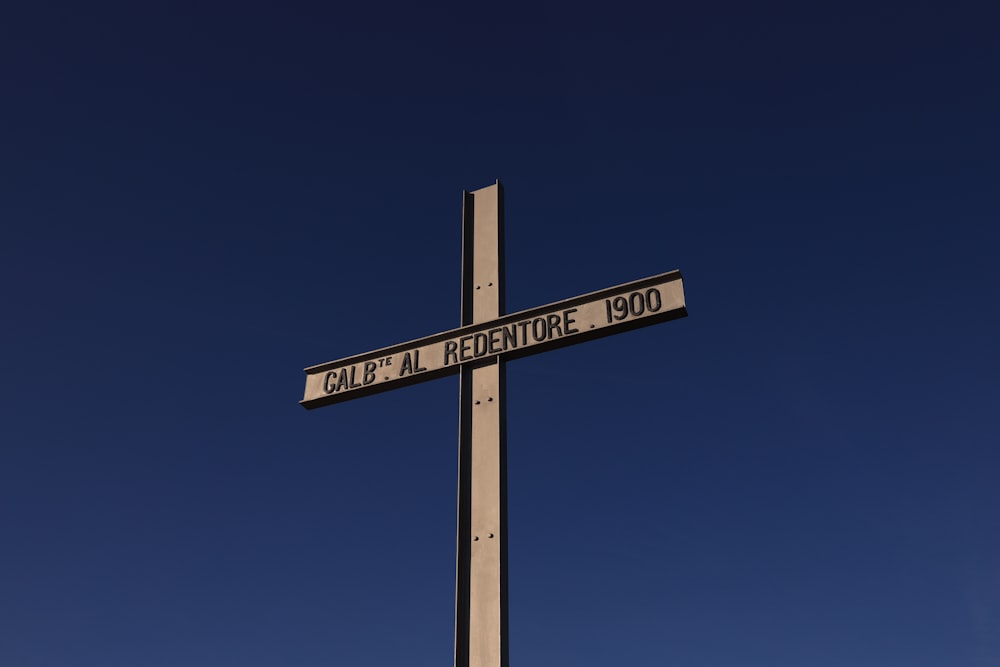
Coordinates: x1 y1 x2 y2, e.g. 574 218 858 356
2 2 998 666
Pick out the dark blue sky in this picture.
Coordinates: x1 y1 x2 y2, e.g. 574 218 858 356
2 2 998 665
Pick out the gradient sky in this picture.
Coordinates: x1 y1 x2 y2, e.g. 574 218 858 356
2 2 998 666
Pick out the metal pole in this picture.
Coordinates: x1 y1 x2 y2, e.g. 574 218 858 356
455 181 509 667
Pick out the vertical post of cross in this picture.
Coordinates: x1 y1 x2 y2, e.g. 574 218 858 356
455 181 508 667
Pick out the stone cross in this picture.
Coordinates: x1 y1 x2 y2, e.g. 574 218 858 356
301 182 687 667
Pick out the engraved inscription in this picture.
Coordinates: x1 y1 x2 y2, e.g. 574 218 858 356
442 308 579 367
303 271 686 407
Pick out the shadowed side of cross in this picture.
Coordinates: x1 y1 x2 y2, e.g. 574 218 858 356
301 182 687 667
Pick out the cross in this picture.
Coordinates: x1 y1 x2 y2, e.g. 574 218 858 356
301 181 687 667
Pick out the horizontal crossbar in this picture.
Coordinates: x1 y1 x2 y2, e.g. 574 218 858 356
301 270 686 409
